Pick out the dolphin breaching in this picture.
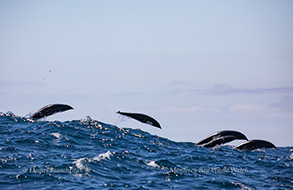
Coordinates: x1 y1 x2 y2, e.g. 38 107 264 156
117 111 161 129
25 103 278 151
234 139 276 150
196 130 248 148
196 130 277 150
30 104 74 119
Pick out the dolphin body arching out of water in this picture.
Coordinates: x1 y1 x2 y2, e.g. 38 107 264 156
196 130 248 148
203 135 237 148
234 139 276 150
30 104 74 119
117 111 161 129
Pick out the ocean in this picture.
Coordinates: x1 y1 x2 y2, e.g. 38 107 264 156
0 112 292 189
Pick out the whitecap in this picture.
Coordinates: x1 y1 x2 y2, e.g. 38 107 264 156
73 158 91 173
147 160 160 168
73 151 113 173
80 116 92 122
92 150 113 161
230 182 254 190
289 149 293 160
50 132 62 139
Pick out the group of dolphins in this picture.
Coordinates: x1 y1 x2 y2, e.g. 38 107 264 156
195 130 276 150
29 104 276 151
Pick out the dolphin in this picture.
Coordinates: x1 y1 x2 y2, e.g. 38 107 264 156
117 111 161 129
30 104 73 119
203 135 237 148
196 130 248 146
234 140 276 150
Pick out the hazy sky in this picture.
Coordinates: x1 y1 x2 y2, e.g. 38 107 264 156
1 1 292 146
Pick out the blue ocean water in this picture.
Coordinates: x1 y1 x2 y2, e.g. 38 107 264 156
0 112 292 189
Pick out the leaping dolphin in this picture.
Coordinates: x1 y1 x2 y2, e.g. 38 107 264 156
117 111 161 129
203 135 237 148
234 140 276 150
196 130 248 148
30 104 74 119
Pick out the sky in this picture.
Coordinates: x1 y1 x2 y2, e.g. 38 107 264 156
0 0 292 146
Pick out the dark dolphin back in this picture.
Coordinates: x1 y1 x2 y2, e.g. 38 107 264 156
30 104 73 119
203 136 236 148
219 130 248 140
117 111 161 129
196 131 221 145
235 140 276 150
196 130 248 146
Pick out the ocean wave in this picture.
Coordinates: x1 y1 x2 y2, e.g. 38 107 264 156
0 112 292 189
73 150 113 172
